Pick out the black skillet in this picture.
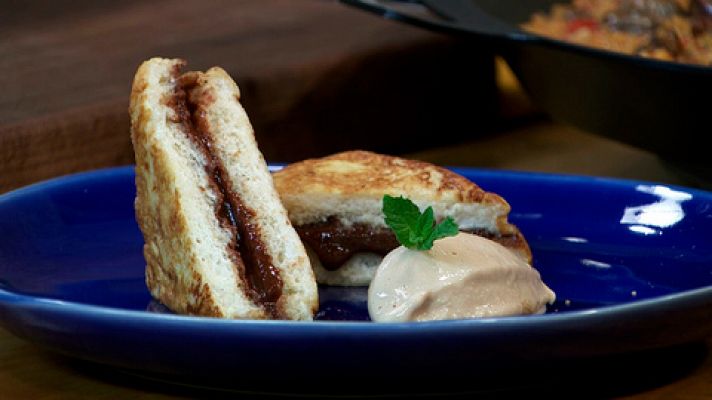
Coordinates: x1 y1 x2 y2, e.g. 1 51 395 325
342 0 712 172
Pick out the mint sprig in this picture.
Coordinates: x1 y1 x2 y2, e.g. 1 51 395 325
382 195 459 250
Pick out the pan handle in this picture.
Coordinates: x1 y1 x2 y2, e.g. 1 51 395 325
421 0 522 38
340 0 466 35
341 0 523 39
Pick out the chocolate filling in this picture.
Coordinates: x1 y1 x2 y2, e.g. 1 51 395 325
168 69 283 318
295 217 524 270
296 217 400 270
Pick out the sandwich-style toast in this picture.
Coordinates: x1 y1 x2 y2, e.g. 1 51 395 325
130 57 318 319
273 150 531 286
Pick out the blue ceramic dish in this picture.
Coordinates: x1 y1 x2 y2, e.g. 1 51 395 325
1 166 711 393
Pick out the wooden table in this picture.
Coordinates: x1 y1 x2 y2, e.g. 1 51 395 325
1 1 710 398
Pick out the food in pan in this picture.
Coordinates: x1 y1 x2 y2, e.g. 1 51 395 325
272 150 531 287
129 57 318 320
522 0 712 66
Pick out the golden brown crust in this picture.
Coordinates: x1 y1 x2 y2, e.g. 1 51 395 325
274 150 532 266
275 150 496 204
494 230 532 264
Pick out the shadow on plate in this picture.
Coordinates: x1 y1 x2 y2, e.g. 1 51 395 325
146 286 373 321
42 340 708 398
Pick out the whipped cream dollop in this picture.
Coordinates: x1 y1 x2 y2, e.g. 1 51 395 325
368 232 556 322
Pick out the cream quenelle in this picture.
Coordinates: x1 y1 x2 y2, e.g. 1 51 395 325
368 232 555 322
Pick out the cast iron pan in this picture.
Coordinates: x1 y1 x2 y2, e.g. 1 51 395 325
342 0 712 171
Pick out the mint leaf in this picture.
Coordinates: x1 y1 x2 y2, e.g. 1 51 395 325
382 195 459 250
415 207 434 244
383 195 422 248
424 217 459 248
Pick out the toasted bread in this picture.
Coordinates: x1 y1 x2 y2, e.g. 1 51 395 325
130 57 318 319
273 150 531 286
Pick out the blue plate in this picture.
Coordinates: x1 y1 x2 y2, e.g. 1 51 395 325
1 166 711 394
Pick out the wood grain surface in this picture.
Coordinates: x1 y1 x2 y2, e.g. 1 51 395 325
1 0 711 398
0 0 497 193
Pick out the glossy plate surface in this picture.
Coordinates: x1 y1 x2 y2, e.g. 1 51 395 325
1 166 711 393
